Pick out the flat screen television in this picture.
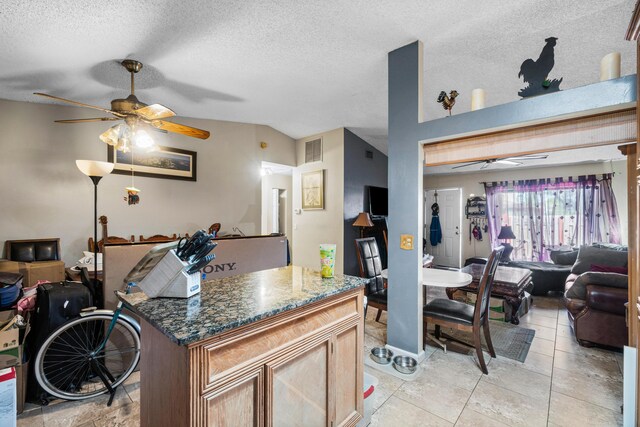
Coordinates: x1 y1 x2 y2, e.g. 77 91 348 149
368 186 388 217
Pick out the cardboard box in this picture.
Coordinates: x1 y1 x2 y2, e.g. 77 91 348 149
0 310 29 414
15 361 27 414
0 310 21 369
0 260 65 287
463 292 531 322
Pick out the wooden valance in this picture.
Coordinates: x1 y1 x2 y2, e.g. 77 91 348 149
424 109 636 166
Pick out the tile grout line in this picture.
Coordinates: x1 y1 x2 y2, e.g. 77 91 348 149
452 362 484 426
546 303 561 427
551 389 625 416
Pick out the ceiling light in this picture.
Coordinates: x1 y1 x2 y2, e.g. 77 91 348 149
99 123 155 152
133 129 154 149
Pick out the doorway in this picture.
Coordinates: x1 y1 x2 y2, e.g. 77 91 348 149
260 161 293 241
424 188 462 268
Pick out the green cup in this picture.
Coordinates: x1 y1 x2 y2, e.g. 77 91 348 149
320 244 336 278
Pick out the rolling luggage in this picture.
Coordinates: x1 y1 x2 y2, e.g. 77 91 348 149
27 281 93 402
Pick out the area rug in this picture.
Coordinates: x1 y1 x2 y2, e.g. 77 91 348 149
431 320 535 363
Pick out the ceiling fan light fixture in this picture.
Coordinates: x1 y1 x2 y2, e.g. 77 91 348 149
99 124 121 146
133 129 155 149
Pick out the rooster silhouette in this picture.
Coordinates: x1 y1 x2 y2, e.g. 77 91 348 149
518 37 562 98
436 90 458 116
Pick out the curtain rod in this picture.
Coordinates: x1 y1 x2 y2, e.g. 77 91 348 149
480 172 615 185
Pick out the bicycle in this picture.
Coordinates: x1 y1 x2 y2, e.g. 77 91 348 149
34 280 140 406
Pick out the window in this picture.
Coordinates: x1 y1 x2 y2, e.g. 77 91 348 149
486 175 620 261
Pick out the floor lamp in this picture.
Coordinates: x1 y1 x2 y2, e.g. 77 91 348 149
76 160 114 294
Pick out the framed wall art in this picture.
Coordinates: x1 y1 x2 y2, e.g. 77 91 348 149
107 145 197 181
301 169 324 210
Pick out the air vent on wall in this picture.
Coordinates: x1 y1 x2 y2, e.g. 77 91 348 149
365 150 374 159
305 138 322 163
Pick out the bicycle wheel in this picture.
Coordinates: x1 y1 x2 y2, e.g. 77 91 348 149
35 313 140 400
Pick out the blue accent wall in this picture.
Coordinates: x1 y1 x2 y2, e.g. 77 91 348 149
343 129 388 276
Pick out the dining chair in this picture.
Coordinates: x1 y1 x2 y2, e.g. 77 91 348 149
88 216 134 252
355 237 387 322
423 246 504 374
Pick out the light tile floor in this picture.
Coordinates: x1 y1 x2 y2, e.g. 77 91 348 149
17 295 623 426
365 295 624 427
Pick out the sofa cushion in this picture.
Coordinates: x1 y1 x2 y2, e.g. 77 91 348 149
590 263 628 275
571 245 627 275
591 243 628 251
550 250 579 265
565 271 628 300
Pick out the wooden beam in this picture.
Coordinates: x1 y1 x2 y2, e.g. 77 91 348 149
425 109 636 166
626 0 640 41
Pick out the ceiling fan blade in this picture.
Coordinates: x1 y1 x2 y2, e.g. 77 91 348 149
495 160 522 166
503 154 549 161
151 120 210 139
134 104 176 120
34 93 124 116
55 117 122 123
451 161 485 169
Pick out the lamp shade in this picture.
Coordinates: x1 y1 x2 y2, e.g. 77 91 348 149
353 212 374 228
497 225 516 240
76 160 114 177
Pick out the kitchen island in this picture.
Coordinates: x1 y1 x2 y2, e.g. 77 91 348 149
119 265 367 427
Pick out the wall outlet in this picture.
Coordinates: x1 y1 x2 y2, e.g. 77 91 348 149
400 234 414 250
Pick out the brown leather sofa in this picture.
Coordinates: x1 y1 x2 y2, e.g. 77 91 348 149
563 245 628 348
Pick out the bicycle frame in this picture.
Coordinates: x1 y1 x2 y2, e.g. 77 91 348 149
81 282 139 354
73 282 140 405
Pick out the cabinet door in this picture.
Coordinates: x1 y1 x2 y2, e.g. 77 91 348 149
204 369 263 427
267 338 330 427
334 325 362 427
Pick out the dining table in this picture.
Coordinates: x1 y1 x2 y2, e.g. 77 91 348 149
381 267 472 351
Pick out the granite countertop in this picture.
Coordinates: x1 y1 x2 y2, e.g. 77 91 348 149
118 265 367 346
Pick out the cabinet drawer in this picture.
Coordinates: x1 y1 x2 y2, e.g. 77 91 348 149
202 292 359 390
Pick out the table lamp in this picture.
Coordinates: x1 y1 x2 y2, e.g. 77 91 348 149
497 225 516 261
352 212 374 238
76 160 114 292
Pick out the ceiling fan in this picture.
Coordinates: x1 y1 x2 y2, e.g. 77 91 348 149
451 154 549 170
34 59 210 150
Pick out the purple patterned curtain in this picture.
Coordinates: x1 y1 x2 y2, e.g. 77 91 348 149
573 174 621 245
484 174 620 261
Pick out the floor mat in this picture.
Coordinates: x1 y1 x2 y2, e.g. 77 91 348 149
432 320 535 363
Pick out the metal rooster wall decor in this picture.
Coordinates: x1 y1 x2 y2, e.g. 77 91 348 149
518 37 563 98
436 90 459 116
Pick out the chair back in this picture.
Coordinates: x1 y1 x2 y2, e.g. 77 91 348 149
354 237 384 295
473 246 504 323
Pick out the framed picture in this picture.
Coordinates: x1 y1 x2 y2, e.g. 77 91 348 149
107 145 197 181
301 169 324 210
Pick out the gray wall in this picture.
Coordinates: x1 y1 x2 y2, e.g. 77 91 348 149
343 129 388 276
0 99 295 265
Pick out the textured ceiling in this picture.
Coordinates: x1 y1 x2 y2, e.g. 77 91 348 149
0 1 636 154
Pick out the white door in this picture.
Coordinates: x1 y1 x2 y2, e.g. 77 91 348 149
424 189 462 268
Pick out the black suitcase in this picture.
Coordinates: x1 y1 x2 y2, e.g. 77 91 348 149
27 281 93 402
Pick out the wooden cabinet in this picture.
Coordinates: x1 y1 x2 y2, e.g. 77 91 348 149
139 288 364 427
